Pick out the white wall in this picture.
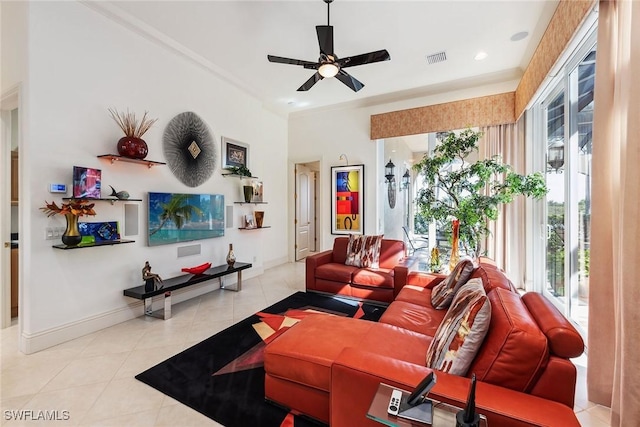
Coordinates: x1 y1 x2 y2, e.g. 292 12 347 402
289 79 519 252
14 1 287 352
0 1 27 93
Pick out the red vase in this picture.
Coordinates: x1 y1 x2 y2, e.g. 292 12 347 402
448 219 460 272
117 136 148 159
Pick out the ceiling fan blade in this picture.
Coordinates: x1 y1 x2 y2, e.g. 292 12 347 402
335 69 364 92
267 55 318 67
297 72 324 91
316 25 334 55
338 49 390 68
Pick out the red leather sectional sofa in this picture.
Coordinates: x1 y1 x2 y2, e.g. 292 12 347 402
265 251 585 426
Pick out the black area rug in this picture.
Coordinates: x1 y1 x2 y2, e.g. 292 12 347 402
135 291 386 427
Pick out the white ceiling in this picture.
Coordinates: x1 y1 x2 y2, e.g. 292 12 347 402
98 0 559 116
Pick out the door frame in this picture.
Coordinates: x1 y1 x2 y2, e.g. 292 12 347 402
290 158 321 262
1 84 21 329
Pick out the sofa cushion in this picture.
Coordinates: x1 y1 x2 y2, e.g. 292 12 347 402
316 263 358 284
425 278 491 376
351 267 394 288
468 288 549 392
431 257 476 309
345 234 383 268
395 285 434 308
471 259 517 293
379 300 446 336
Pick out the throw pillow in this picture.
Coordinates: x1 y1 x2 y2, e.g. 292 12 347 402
425 278 491 376
431 257 476 309
344 234 383 268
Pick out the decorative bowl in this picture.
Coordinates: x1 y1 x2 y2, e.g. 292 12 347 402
181 262 212 275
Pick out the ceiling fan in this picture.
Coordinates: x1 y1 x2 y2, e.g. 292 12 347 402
267 0 390 92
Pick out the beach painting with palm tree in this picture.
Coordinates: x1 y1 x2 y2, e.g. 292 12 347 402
148 192 225 246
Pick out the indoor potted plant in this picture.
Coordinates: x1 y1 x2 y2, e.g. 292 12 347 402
413 128 548 256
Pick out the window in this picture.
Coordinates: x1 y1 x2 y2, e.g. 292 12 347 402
531 30 595 337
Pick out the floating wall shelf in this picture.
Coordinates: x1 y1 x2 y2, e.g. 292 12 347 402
234 201 268 205
97 154 166 168
63 197 142 205
238 226 271 230
53 239 135 250
221 173 259 179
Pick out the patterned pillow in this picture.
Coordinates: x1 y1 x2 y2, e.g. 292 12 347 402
431 257 476 309
425 278 491 376
344 235 383 268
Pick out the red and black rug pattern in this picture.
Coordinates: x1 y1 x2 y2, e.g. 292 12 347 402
135 291 386 427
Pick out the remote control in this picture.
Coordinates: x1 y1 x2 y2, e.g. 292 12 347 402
387 389 403 416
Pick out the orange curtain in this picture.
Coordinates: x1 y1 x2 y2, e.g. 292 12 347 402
587 1 640 424
478 123 526 288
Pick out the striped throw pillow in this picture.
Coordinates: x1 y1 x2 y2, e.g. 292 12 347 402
426 278 491 376
431 258 476 309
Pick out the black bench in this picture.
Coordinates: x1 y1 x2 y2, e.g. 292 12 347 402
123 262 252 319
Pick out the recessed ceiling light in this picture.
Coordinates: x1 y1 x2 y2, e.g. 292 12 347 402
474 51 488 61
511 31 529 42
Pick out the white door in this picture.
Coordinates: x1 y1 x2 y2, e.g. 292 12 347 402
296 165 312 260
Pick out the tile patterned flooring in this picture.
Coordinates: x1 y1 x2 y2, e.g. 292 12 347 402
1 261 610 426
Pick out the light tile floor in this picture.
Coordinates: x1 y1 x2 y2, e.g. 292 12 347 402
1 261 611 426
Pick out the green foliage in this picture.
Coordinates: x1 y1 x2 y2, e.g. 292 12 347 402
413 128 548 255
226 165 252 177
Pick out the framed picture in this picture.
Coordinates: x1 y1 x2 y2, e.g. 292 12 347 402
244 214 256 229
222 136 249 169
251 180 263 202
331 164 364 235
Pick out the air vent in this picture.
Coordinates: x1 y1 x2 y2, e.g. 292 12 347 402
426 51 447 65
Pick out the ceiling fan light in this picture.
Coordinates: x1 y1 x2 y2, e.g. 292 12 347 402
318 63 339 78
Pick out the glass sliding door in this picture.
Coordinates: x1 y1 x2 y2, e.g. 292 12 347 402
538 41 595 336
570 49 594 330
544 89 566 301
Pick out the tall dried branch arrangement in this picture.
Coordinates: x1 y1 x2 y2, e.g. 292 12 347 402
108 108 158 138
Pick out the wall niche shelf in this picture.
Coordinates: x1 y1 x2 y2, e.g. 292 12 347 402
63 197 142 205
97 154 166 168
53 239 135 250
222 173 259 179
238 226 271 230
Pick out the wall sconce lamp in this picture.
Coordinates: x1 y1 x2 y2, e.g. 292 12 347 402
401 169 410 190
385 159 396 208
547 140 565 173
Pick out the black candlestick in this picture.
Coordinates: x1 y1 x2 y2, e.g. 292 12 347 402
456 374 480 427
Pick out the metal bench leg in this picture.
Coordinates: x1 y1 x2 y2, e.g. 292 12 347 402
144 298 153 316
163 291 172 320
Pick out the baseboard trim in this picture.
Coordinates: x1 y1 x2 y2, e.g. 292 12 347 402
20 266 265 354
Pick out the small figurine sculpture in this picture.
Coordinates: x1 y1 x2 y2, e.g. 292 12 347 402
109 185 130 200
142 261 163 292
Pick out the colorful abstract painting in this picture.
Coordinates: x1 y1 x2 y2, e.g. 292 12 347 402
331 164 364 234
